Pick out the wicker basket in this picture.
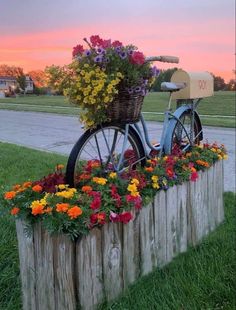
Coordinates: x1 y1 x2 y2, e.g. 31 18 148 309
107 89 144 124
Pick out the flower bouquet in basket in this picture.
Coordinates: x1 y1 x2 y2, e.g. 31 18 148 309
64 35 159 128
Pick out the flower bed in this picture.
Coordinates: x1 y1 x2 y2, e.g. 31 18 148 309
2 143 227 240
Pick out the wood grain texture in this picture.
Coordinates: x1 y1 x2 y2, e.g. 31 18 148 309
15 220 36 310
76 228 104 310
177 183 188 253
122 209 140 289
102 222 123 301
153 190 167 267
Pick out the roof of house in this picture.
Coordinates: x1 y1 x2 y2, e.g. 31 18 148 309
0 76 17 81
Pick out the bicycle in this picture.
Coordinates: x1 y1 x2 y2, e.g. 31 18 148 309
66 55 206 187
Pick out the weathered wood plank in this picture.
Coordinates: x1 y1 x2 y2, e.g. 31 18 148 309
166 186 178 262
15 220 36 310
34 223 55 310
207 164 216 231
139 201 157 275
76 228 104 310
177 183 188 253
153 190 167 267
54 235 76 310
201 168 209 237
216 160 224 225
102 222 123 301
122 209 140 289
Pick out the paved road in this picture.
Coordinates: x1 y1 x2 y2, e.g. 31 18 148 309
0 110 235 192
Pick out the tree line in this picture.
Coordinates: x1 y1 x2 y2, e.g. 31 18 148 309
0 64 235 95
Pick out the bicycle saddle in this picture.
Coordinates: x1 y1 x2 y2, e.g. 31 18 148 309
161 82 186 92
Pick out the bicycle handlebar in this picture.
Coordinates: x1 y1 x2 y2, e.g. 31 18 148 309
145 55 179 64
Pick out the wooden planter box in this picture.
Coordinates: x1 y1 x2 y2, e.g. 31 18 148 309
16 160 224 310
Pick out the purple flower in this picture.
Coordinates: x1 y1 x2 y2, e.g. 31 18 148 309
135 86 142 93
119 51 127 59
151 66 160 77
97 47 105 55
94 55 103 63
142 89 147 96
115 46 122 53
127 88 134 94
84 49 91 56
127 49 134 55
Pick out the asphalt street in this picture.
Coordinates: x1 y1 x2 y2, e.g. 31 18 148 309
0 110 235 192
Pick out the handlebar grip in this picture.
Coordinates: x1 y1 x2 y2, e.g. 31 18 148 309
145 55 179 64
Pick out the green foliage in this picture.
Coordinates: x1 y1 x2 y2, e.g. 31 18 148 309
151 67 178 91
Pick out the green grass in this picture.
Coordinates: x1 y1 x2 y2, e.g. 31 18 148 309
0 143 235 310
0 92 235 127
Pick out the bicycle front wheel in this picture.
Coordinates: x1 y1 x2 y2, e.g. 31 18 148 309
164 109 202 155
66 124 145 186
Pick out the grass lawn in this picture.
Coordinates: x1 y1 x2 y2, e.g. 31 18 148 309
0 91 235 128
0 142 235 310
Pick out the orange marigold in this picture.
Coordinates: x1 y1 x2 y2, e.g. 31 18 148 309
23 181 32 188
196 160 210 168
32 204 44 216
67 206 83 219
12 184 21 191
56 164 64 170
56 203 69 213
44 207 53 214
145 166 154 172
32 185 43 193
81 185 93 193
10 207 20 215
4 191 16 200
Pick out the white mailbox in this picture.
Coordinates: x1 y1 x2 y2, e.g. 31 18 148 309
170 69 214 99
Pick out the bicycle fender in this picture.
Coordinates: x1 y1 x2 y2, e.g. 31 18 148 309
164 107 203 154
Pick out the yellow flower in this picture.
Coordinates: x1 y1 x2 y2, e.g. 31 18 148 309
109 172 117 179
127 183 137 193
92 177 107 185
58 184 66 190
152 183 160 189
218 154 223 160
131 178 139 186
223 154 228 160
151 175 158 183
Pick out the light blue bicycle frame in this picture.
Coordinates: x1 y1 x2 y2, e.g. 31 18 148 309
115 96 202 172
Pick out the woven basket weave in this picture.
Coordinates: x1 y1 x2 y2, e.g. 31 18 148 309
107 90 144 124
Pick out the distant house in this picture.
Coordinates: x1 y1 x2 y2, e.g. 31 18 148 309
25 75 34 93
0 76 17 92
0 75 34 94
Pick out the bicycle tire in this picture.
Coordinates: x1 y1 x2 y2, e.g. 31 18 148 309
66 124 145 187
164 108 202 155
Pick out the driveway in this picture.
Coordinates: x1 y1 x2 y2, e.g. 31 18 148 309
0 110 235 192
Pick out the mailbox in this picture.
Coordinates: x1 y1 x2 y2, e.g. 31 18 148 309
170 70 214 99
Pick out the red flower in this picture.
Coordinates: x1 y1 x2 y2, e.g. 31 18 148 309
90 197 101 210
110 185 122 208
72 44 84 57
112 40 123 47
90 35 103 47
166 168 175 179
190 171 198 182
109 211 120 223
130 51 145 65
100 39 111 49
119 212 132 224
90 212 106 226
126 194 142 210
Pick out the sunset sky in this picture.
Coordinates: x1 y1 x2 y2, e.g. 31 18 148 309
0 0 235 81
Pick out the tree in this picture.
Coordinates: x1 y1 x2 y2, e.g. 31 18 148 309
0 64 24 77
44 65 68 94
17 74 26 93
212 75 226 91
151 68 178 91
226 79 236 91
27 70 47 88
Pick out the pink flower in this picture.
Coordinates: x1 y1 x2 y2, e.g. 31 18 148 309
100 39 111 49
72 44 84 57
90 196 101 210
109 211 120 222
126 194 142 210
130 51 145 65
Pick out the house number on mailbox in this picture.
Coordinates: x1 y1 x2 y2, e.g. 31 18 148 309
198 80 207 90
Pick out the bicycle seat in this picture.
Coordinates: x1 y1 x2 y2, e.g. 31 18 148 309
161 82 186 92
